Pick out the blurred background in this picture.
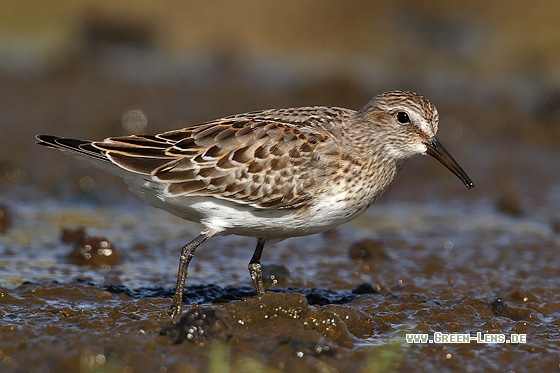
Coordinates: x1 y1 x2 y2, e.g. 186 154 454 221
0 0 559 210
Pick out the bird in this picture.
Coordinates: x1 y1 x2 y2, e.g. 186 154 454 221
36 90 474 322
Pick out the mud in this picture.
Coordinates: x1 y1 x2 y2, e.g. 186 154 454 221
2 1 560 372
1 197 558 372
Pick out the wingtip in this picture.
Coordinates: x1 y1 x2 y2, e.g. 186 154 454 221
36 134 59 147
35 134 112 164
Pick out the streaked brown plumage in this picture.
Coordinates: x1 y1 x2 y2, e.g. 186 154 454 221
36 90 474 321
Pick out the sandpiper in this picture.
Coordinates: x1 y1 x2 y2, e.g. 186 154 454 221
37 90 474 321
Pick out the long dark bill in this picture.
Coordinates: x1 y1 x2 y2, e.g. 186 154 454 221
425 137 474 189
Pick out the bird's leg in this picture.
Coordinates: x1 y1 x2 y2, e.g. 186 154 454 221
171 232 211 322
248 238 267 298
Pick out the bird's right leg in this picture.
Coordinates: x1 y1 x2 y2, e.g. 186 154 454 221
248 238 268 298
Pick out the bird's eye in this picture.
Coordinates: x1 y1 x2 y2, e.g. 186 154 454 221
396 111 410 124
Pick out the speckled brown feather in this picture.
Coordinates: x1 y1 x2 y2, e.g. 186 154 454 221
92 107 353 209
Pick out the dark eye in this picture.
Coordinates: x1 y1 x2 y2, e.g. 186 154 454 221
396 111 410 124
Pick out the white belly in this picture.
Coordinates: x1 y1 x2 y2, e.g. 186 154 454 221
125 176 368 238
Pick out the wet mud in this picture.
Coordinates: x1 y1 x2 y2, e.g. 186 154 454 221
1 198 559 372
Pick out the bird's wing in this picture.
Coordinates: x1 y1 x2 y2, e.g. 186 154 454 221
92 108 349 209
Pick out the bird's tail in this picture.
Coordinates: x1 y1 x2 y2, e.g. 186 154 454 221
36 135 110 164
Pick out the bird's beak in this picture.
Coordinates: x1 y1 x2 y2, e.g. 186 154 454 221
425 137 474 189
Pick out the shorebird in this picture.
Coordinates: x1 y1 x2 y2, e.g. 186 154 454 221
37 90 474 321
